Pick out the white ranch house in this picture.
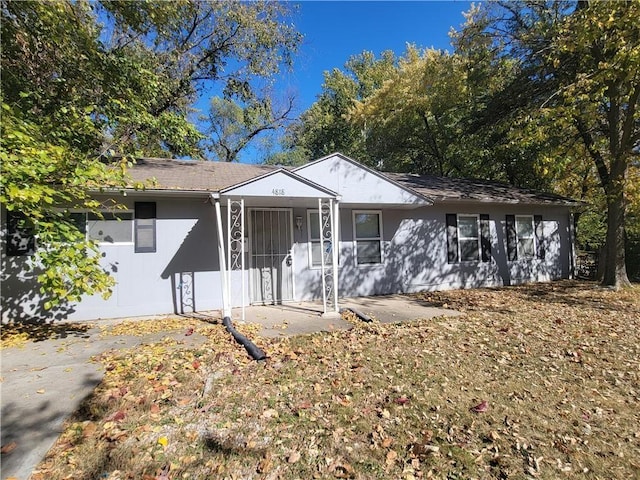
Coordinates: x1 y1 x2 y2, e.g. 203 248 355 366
2 153 580 322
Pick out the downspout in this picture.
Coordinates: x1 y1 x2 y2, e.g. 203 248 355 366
212 194 266 361
211 194 231 318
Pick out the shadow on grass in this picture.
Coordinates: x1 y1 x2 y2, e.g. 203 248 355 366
1 321 93 343
514 280 639 312
412 280 639 315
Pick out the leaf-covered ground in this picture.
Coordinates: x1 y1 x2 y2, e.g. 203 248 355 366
33 281 639 480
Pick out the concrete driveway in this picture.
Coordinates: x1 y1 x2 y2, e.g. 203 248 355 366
1 295 458 479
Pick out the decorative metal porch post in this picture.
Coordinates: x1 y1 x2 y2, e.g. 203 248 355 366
318 198 338 314
227 198 246 321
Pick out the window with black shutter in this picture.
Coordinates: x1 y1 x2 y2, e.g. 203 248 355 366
446 214 491 263
6 211 36 256
506 214 544 261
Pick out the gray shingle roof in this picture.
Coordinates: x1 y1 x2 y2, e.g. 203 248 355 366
384 172 580 206
126 157 276 192
125 157 578 206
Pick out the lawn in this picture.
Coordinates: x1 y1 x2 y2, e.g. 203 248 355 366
32 281 639 480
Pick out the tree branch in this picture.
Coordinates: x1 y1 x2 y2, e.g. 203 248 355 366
574 115 610 190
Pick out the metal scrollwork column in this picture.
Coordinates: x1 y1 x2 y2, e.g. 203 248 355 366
318 198 336 314
179 271 195 313
227 198 245 320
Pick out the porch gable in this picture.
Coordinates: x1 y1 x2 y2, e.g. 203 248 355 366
219 168 337 200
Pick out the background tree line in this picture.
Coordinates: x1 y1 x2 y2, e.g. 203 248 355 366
270 0 639 287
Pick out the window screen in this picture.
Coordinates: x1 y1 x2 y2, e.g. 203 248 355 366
135 202 156 253
354 212 382 265
87 212 133 243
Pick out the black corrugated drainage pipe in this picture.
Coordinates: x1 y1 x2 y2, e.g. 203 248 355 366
222 316 267 361
339 307 373 322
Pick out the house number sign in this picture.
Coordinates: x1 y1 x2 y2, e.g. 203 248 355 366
272 188 285 196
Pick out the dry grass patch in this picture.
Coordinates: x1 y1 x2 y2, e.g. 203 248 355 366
34 281 639 479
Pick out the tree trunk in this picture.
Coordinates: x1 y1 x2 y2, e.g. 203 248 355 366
601 158 631 289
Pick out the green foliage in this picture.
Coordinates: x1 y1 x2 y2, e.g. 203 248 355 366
282 50 397 165
454 0 639 287
1 0 301 313
0 103 124 307
205 93 295 162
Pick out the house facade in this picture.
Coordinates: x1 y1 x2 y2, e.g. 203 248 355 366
1 153 579 322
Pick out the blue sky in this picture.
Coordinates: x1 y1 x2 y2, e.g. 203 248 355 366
285 1 473 112
197 1 473 162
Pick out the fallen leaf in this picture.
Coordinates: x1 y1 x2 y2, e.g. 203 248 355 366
263 408 279 418
155 464 171 480
1 441 17 454
257 453 273 473
82 422 97 438
185 327 194 336
470 400 488 413
394 395 409 405
106 410 126 422
157 436 169 448
287 450 301 463
386 450 398 465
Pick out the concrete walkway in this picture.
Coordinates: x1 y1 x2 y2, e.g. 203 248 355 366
243 294 461 337
1 296 459 479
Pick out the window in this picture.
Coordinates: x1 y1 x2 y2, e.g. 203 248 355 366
135 202 156 253
516 216 535 258
308 210 322 267
5 211 35 256
308 210 335 268
458 215 480 262
506 214 545 261
353 211 382 265
446 213 491 263
87 211 133 244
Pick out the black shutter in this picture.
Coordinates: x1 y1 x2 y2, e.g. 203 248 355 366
534 215 545 260
480 214 491 262
506 215 517 261
6 211 36 256
446 214 458 263
135 202 156 253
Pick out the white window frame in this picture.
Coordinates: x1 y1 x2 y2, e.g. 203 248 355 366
87 210 134 245
457 214 481 263
353 210 383 266
515 215 536 259
307 209 322 269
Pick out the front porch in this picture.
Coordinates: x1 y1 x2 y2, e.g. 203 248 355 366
233 294 462 338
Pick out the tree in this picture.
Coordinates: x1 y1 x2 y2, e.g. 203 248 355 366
205 92 295 162
1 0 301 313
350 46 470 174
279 50 397 166
455 0 639 288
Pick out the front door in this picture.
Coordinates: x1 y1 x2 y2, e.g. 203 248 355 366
249 209 294 304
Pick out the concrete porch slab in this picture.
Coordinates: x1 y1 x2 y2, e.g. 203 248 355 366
234 294 461 338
